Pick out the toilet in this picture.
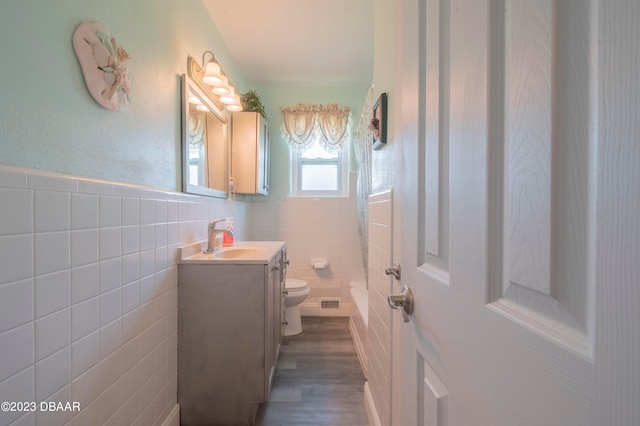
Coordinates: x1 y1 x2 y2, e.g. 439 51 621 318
284 278 310 336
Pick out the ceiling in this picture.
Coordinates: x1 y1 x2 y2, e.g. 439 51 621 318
202 0 374 86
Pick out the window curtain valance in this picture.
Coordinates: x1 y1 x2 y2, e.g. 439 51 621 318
280 103 352 153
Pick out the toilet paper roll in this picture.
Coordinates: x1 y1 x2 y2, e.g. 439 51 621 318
311 258 328 269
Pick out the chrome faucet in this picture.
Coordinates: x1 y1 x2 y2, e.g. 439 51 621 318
204 219 234 253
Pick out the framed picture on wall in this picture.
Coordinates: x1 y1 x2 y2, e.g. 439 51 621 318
371 92 387 150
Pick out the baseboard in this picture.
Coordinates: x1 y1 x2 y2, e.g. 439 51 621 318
364 382 382 426
161 403 180 426
349 317 368 378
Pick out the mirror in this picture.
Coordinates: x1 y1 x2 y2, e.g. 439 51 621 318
181 74 228 198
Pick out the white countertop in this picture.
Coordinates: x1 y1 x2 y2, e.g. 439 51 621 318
178 240 286 265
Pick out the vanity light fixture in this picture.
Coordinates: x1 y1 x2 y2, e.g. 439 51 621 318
212 75 231 96
226 98 243 112
224 83 243 110
219 86 238 104
187 51 242 113
203 61 223 85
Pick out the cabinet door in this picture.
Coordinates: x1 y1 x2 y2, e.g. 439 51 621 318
266 257 276 395
257 117 270 195
273 250 285 360
231 112 270 195
178 264 268 424
280 250 287 344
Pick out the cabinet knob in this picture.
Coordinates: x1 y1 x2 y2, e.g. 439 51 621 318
284 259 290 266
272 265 279 271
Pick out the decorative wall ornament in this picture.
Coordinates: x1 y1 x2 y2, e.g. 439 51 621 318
73 22 131 112
370 92 387 150
280 103 351 153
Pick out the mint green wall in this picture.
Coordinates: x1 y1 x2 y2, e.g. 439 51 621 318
0 0 247 190
0 1 374 196
251 83 370 202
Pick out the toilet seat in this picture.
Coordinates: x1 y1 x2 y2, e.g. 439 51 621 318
285 278 308 292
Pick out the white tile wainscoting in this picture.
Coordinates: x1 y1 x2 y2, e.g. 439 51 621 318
366 189 393 426
0 165 244 426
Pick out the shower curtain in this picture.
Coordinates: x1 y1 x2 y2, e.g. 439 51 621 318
354 84 375 283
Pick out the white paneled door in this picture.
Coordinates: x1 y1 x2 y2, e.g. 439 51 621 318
393 0 640 425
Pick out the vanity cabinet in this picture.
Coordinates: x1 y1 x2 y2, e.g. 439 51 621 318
178 243 286 426
231 112 269 195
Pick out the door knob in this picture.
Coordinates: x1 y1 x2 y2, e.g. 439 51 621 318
388 286 414 323
385 262 401 280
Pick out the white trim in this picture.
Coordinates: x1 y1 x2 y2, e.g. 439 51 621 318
349 316 369 378
160 403 180 426
364 382 382 426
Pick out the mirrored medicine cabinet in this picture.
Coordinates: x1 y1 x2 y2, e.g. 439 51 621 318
181 74 228 198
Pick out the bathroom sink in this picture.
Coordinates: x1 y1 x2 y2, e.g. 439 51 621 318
213 247 264 259
178 240 285 264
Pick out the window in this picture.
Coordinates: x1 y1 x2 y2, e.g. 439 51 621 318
291 139 348 197
281 103 351 197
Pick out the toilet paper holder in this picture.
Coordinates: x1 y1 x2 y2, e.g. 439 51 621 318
311 258 329 269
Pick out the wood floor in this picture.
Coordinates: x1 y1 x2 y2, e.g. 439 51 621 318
256 316 369 426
